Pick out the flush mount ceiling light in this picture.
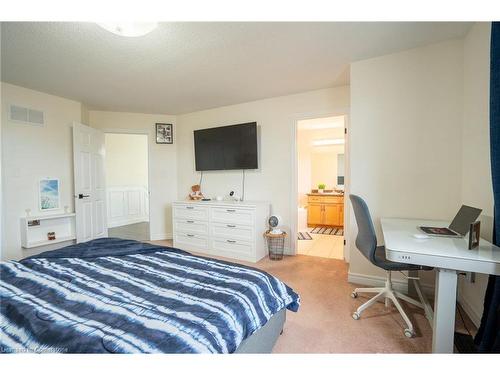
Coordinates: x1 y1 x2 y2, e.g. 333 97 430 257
312 138 345 146
98 22 158 37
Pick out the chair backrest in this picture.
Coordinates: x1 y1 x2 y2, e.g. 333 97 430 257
349 194 377 265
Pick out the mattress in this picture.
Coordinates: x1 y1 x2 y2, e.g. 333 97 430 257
0 238 299 353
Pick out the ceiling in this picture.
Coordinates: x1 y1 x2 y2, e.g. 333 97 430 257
1 22 472 115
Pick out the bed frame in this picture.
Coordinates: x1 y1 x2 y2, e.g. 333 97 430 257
235 309 286 353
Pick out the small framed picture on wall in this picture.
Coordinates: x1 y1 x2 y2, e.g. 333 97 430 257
39 178 60 211
156 123 173 144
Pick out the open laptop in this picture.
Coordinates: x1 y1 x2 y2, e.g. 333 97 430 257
419 205 482 238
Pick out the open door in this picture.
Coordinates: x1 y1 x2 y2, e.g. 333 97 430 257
72 122 108 243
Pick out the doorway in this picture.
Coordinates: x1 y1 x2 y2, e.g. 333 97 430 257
105 133 151 241
295 115 347 259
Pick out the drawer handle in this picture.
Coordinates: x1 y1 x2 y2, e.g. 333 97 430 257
186 206 194 209
226 239 236 243
186 220 194 223
186 234 194 237
227 224 236 228
226 209 236 212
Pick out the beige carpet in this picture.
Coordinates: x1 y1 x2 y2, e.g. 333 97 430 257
153 240 475 353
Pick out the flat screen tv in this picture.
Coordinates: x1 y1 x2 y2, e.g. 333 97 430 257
194 122 258 171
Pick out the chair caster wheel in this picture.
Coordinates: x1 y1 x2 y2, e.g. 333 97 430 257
352 312 360 320
404 329 415 338
351 292 358 298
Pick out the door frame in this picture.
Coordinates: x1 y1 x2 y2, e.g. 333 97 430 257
289 109 351 261
102 128 152 241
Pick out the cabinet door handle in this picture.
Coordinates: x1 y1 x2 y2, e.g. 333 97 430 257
226 209 236 212
186 220 194 223
227 224 236 228
186 234 194 237
186 206 194 209
226 239 236 243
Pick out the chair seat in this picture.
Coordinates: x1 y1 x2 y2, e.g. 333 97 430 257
374 246 434 271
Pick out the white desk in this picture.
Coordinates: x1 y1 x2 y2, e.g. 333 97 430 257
381 218 500 353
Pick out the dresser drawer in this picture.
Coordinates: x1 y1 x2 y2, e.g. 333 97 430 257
212 223 254 241
210 207 255 225
211 238 254 258
175 219 209 235
174 232 209 250
323 196 344 204
173 204 209 221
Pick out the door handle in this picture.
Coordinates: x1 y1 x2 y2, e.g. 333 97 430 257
227 224 236 228
226 209 236 212
186 234 194 237
226 239 236 243
186 220 194 223
77 194 90 199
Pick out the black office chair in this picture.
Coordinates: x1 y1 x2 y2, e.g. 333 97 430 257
349 194 434 338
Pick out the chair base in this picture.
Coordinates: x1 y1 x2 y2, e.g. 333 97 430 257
351 271 433 337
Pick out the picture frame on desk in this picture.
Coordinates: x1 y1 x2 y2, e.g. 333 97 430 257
468 221 480 250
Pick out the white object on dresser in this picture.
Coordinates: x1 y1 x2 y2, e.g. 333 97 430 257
20 213 76 249
172 200 270 262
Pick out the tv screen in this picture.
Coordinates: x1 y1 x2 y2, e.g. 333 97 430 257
194 122 258 171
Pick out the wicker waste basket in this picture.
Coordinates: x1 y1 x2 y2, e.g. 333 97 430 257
264 230 287 260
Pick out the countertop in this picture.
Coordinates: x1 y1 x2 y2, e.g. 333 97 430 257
307 193 344 197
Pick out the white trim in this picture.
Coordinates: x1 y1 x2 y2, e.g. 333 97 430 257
348 271 409 293
103 130 152 241
289 109 350 257
457 294 481 328
151 233 173 241
348 271 435 298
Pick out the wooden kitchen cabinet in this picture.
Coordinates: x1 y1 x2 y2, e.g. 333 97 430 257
307 195 344 227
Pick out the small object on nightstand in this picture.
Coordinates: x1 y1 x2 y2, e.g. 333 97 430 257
468 221 480 249
47 232 56 241
189 184 204 200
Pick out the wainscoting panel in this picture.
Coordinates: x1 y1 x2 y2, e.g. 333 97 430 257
107 186 149 228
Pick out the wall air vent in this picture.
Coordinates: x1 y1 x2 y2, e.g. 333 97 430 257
9 105 45 126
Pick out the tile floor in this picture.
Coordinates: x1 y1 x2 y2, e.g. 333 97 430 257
297 228 344 259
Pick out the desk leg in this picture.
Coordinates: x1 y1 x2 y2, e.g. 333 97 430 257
432 268 457 353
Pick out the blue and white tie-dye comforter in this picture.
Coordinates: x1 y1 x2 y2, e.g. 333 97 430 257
0 238 299 353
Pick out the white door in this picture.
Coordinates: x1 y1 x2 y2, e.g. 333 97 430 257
72 122 108 243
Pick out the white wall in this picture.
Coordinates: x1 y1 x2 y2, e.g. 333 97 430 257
1 82 83 261
176 87 350 251
458 22 493 327
105 133 149 188
311 145 344 189
89 111 177 240
105 133 150 228
349 39 464 288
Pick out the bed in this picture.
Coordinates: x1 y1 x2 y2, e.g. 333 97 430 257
0 238 299 354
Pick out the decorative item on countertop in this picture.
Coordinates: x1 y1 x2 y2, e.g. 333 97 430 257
317 183 326 194
229 190 240 201
468 221 480 250
188 184 204 200
264 230 287 260
47 232 56 241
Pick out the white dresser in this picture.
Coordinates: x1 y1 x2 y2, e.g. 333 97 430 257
172 200 270 262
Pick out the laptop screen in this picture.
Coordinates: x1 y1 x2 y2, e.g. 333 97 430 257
449 205 482 236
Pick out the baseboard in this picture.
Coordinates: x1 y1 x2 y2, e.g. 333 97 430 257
108 217 149 229
348 271 436 297
458 294 482 328
151 233 173 241
348 271 409 293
